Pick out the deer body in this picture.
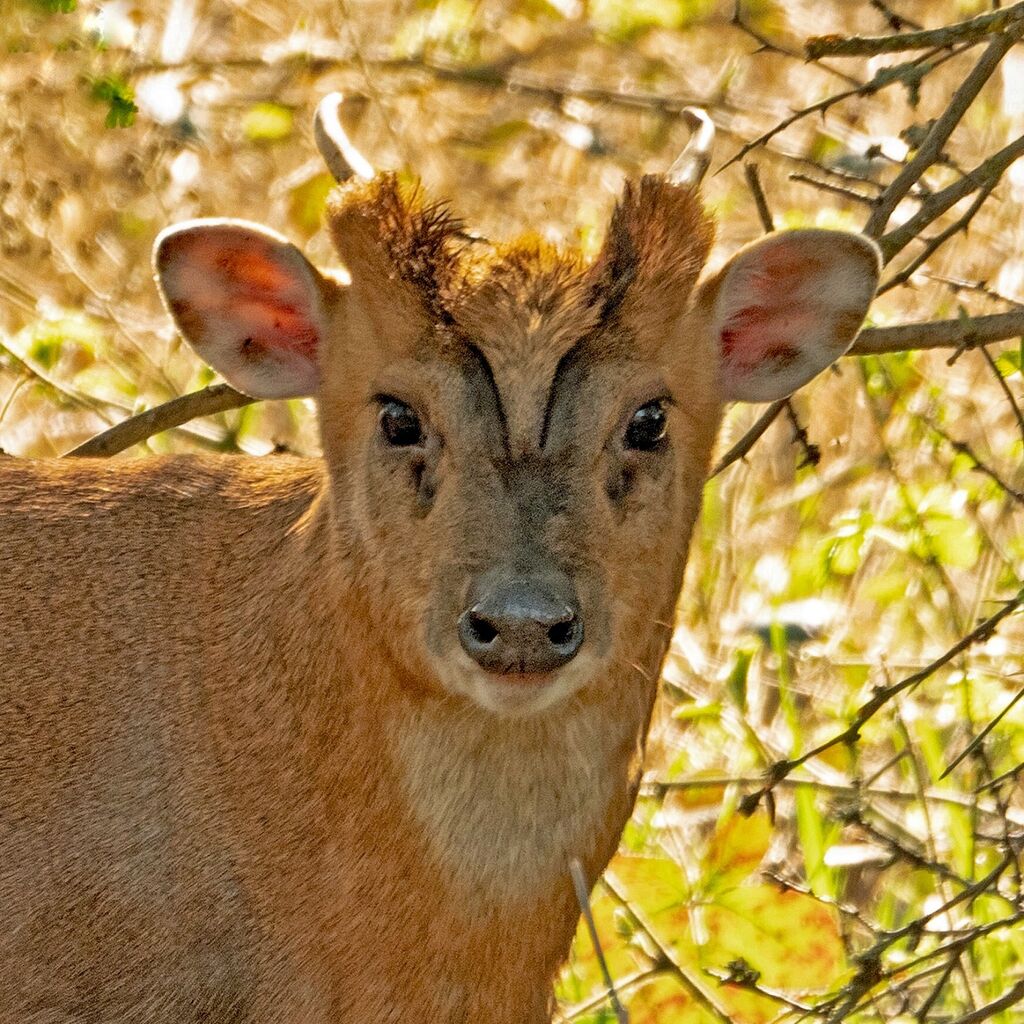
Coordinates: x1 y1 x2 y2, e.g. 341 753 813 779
0 97 880 1021
0 456 668 1022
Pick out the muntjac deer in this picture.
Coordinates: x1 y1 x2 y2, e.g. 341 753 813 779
0 95 880 1023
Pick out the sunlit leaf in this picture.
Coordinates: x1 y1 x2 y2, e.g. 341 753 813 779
702 810 771 894
625 973 718 1023
702 885 847 991
607 854 690 915
588 0 713 42
242 102 293 142
922 513 981 569
289 172 335 234
90 75 137 128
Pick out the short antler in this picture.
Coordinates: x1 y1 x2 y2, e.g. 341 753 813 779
313 92 374 183
665 107 715 189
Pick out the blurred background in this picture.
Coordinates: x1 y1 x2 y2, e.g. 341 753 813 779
2 1 1023 1020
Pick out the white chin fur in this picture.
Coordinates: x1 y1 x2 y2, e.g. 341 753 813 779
430 649 598 717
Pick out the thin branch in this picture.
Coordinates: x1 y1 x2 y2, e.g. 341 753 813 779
979 345 1024 443
789 171 877 205
743 162 775 231
642 775 1021 822
732 0 862 87
928 420 1024 505
869 0 924 33
65 384 254 458
865 31 1021 239
710 400 787 477
941 684 1024 779
721 44 966 171
599 878 735 1024
943 976 1024 1024
928 273 1024 309
569 860 629 1024
784 399 820 468
807 1 1024 58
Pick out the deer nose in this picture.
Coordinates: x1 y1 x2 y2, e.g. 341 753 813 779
458 576 584 675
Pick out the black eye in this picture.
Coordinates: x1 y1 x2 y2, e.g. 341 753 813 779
379 399 424 447
624 400 667 452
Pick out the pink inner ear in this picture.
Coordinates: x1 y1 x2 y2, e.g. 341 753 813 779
179 238 320 359
720 304 818 372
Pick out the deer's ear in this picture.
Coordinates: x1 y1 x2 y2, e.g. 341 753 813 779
701 229 881 402
154 219 332 399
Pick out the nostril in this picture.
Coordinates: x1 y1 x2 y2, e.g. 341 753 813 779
547 617 576 648
466 613 498 645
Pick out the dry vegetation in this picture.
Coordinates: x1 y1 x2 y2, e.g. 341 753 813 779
2 0 1023 1021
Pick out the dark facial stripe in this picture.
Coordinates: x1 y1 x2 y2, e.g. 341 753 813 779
460 339 511 456
539 336 590 450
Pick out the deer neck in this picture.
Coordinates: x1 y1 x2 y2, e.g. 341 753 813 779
385 680 651 906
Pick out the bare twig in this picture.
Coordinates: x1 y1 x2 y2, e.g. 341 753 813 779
807 1 1024 58
979 345 1024 443
721 44 966 171
869 0 924 33
789 171 877 205
732 0 862 87
66 384 254 458
928 420 1024 505
928 273 1024 309
569 860 628 1024
941 685 1024 779
865 31 1021 239
784 400 820 468
743 163 774 231
946 977 1024 1024
710 400 787 477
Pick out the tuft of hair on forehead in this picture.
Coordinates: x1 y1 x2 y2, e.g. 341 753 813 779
326 173 464 321
452 238 603 341
589 177 716 347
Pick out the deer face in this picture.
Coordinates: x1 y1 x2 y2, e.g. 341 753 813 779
155 99 880 717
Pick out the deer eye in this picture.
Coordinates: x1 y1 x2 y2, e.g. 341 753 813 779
378 399 424 447
624 400 667 452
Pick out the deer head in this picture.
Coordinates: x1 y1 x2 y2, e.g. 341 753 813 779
154 95 880 718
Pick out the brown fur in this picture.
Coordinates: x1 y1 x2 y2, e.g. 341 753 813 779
1 175 727 1023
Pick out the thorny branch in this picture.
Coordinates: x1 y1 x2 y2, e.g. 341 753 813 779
864 31 1021 239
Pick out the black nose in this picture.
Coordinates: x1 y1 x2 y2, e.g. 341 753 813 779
458 575 584 675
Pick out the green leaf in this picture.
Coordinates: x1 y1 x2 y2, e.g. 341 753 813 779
994 345 1022 379
242 102 294 143
923 513 981 569
796 786 837 899
90 75 138 128
725 647 754 712
288 172 335 234
625 973 719 1023
588 0 713 42
607 854 690 914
